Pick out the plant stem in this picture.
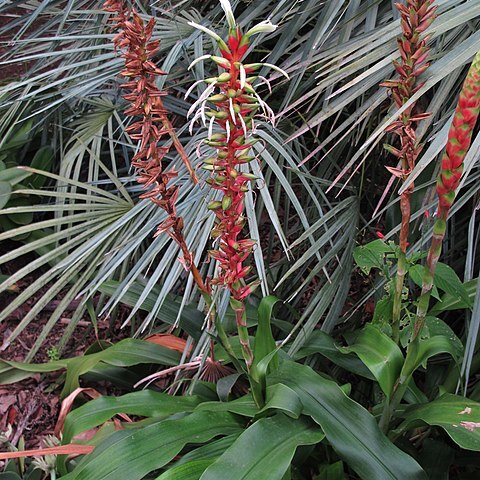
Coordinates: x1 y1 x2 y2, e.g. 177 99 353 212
382 0 436 342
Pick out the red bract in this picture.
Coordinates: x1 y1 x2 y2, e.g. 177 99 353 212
415 50 480 339
198 46 268 304
188 8 284 368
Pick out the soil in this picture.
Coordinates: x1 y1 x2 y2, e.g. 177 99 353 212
0 247 131 455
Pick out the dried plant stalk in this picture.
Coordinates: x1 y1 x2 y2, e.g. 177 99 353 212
381 0 436 342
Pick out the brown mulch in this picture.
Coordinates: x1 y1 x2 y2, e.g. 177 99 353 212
0 249 132 453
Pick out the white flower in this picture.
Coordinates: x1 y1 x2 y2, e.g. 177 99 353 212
239 63 246 89
188 55 212 71
188 21 222 42
245 20 277 38
208 115 215 140
261 62 290 79
229 97 237 125
219 0 236 29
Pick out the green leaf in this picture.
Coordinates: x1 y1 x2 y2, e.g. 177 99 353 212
98 281 204 341
418 439 453 480
0 339 181 397
429 278 478 315
270 361 427 480
0 167 32 185
200 414 324 480
401 317 463 379
256 383 303 419
29 146 54 188
2 120 33 151
0 181 12 209
353 239 393 275
173 434 240 468
61 411 243 480
216 373 242 402
7 197 34 225
62 391 202 443
294 330 374 380
409 265 440 301
253 295 280 372
398 394 480 451
195 394 259 418
372 295 394 327
0 473 23 480
341 324 403 399
155 459 215 480
434 263 472 307
316 461 346 480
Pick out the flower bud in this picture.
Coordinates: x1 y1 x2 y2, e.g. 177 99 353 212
222 195 233 210
206 110 228 119
209 94 227 103
211 55 231 69
217 72 232 83
208 200 223 210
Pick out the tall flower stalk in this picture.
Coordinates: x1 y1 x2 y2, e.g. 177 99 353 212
381 50 480 430
187 1 287 370
414 50 480 338
103 0 207 292
381 0 436 342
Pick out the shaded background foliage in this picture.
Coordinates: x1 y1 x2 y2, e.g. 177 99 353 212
0 0 479 377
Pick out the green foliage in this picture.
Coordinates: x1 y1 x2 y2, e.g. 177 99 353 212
1 1 480 479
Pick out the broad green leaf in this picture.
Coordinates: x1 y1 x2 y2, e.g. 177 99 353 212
253 295 280 371
434 263 472 307
1 120 33 151
353 239 393 275
270 361 427 480
29 146 54 188
429 278 477 315
62 391 202 443
341 324 403 399
98 281 206 341
216 373 242 402
418 439 453 480
398 394 480 451
195 394 258 418
0 339 181 397
0 181 12 209
7 197 33 225
256 383 303 419
0 473 23 480
409 265 440 301
316 461 346 480
294 330 374 380
200 414 324 480
155 459 215 480
61 411 243 480
173 434 240 468
401 317 463 380
0 167 32 185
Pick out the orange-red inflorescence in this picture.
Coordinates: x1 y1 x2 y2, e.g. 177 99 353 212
382 0 437 251
104 0 199 273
